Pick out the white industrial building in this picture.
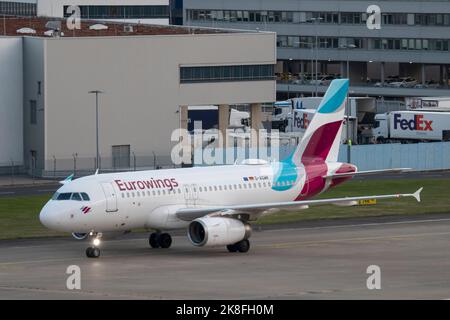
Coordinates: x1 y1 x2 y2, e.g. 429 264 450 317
0 16 276 176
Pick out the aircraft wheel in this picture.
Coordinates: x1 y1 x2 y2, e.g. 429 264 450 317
227 244 238 253
235 239 250 253
159 233 172 249
86 247 100 258
149 233 160 248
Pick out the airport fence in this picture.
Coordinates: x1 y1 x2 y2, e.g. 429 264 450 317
338 141 450 171
39 154 177 178
1 142 450 183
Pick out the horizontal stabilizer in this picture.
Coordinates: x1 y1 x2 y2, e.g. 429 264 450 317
324 168 412 179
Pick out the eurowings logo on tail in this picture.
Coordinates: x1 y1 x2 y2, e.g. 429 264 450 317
272 79 349 192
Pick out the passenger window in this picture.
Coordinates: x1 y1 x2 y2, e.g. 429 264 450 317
57 193 72 200
127 192 130 198
80 193 90 201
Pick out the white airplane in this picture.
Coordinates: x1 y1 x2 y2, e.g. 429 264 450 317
39 79 422 258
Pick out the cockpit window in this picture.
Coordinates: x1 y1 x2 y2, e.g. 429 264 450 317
57 193 72 200
52 192 90 201
71 193 82 201
80 193 90 201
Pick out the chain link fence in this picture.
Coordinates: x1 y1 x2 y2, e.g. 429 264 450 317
40 154 177 178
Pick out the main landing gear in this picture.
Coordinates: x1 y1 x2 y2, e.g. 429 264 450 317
149 232 172 249
227 239 250 253
86 234 102 258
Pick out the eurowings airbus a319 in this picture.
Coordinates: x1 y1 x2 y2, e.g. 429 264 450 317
39 79 422 258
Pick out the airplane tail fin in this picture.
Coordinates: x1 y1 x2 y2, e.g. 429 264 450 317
290 79 349 165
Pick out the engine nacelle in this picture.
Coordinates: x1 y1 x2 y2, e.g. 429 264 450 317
188 217 251 247
72 232 88 240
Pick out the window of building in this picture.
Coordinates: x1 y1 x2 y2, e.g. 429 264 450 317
64 5 169 19
180 64 275 83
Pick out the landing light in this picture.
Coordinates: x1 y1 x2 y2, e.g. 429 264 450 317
93 238 101 246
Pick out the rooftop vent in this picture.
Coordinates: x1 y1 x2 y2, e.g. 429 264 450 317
89 24 108 31
44 30 54 37
45 20 61 31
16 27 36 34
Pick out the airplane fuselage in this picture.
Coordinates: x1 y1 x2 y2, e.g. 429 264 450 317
39 160 355 234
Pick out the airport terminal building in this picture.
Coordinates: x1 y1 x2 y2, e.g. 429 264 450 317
183 0 450 99
0 16 276 176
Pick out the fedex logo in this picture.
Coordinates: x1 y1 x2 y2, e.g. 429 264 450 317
294 112 310 130
393 114 433 131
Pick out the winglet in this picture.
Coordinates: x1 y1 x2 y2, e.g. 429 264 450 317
59 173 74 185
412 187 423 202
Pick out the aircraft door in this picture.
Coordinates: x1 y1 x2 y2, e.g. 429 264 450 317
101 182 118 212
183 184 199 207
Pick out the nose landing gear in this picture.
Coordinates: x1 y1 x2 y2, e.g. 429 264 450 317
86 246 101 258
86 233 102 258
149 232 172 249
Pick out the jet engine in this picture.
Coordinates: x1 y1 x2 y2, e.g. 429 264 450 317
188 217 252 247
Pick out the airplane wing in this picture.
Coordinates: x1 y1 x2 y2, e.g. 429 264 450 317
176 187 423 221
324 168 412 179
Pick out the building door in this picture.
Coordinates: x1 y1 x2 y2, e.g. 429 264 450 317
112 145 130 169
101 182 118 212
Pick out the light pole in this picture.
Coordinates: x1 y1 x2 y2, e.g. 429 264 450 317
339 44 356 163
88 90 104 170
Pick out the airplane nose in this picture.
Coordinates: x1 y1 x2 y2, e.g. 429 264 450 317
39 204 59 229
39 207 50 228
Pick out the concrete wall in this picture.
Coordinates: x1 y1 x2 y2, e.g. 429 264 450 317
39 32 275 171
0 37 23 167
